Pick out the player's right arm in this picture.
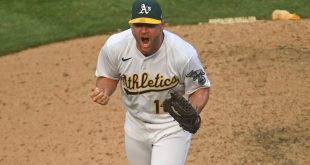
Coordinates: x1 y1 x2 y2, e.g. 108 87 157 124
90 77 119 105
92 34 124 105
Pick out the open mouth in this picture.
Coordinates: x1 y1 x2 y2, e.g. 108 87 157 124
141 36 150 47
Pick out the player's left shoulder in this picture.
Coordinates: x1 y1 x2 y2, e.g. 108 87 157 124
164 30 197 60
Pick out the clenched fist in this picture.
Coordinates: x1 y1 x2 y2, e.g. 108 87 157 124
90 87 110 105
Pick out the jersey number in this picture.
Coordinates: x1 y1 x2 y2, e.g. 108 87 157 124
154 100 163 114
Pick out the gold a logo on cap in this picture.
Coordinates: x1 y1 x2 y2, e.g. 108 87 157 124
139 4 151 14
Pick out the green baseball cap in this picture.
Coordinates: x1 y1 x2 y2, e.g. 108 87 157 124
128 0 162 24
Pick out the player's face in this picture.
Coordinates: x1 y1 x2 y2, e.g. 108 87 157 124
131 23 164 56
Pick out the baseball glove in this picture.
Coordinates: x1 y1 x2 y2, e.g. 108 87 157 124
163 91 201 134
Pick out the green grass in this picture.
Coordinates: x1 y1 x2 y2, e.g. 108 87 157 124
0 0 309 56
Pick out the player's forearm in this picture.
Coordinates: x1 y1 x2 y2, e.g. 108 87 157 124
190 87 210 114
96 77 119 96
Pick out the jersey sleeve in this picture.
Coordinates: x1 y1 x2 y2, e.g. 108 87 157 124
95 44 120 80
183 50 211 95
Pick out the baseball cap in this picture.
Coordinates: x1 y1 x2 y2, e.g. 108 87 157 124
128 0 162 24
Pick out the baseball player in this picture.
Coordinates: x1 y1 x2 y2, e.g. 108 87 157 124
90 0 211 164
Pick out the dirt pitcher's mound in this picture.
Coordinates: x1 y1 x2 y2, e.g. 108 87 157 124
0 20 309 165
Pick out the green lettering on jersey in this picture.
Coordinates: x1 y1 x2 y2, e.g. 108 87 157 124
121 73 179 95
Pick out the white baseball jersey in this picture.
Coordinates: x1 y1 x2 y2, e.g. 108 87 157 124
96 29 210 125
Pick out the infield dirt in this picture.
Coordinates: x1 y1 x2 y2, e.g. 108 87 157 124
0 19 309 165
